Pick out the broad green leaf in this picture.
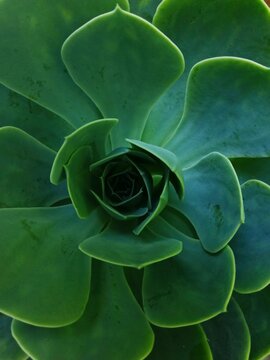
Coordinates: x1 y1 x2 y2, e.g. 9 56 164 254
0 127 67 208
143 217 235 326
62 6 184 147
169 152 243 253
129 0 162 22
12 261 154 360
50 118 118 184
0 314 27 360
231 157 270 185
143 0 270 145
148 325 212 360
65 146 96 218
0 0 130 127
80 220 182 269
203 298 250 360
167 58 270 166
230 180 270 293
0 205 104 327
0 83 74 151
127 139 184 197
235 287 270 360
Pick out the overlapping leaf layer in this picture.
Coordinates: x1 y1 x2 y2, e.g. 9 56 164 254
0 0 270 359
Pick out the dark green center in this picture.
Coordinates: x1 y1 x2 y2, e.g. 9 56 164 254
105 161 145 205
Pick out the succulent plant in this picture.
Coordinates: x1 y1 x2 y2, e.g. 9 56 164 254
0 0 270 359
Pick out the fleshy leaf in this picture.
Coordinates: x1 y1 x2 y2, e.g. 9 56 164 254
50 118 118 185
143 217 235 326
133 170 170 235
62 6 184 147
91 189 148 220
0 0 130 127
230 180 270 293
90 147 131 172
143 0 270 145
148 325 212 360
12 261 154 360
127 139 184 197
0 83 74 151
0 205 105 327
129 0 162 22
235 287 270 360
80 220 182 269
203 298 250 360
231 157 270 185
169 152 243 253
167 58 270 166
64 146 96 218
160 206 197 239
0 127 67 208
0 313 27 360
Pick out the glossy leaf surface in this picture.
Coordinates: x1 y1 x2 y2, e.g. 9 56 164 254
62 6 184 147
132 172 169 235
65 146 95 218
0 314 27 360
127 139 184 197
0 0 269 359
236 287 270 360
50 118 117 184
143 0 270 145
144 218 235 326
230 180 270 293
148 324 212 360
0 83 74 151
0 127 67 208
0 206 102 327
160 206 197 239
169 152 243 253
13 261 154 360
0 0 130 126
203 298 250 360
167 58 270 166
80 220 182 269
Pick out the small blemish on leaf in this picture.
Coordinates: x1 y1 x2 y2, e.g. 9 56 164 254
211 204 224 227
147 289 172 308
21 219 40 243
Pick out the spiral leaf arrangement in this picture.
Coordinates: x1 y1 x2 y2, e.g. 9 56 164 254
0 1 270 359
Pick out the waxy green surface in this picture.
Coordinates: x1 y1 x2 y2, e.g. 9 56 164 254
0 0 129 127
144 218 235 327
0 314 27 360
143 0 270 146
13 261 154 360
0 127 68 208
0 0 270 359
62 6 184 147
203 298 251 360
236 287 270 360
231 181 270 293
0 206 98 327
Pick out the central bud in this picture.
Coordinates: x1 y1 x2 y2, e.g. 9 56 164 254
51 120 184 234
104 159 146 208
88 142 184 235
90 150 154 223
